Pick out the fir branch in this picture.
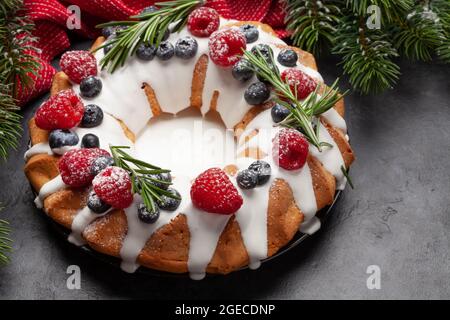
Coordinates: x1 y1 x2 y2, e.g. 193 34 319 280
243 49 346 151
345 0 413 22
332 15 400 94
96 0 202 73
0 86 22 160
391 2 443 61
286 0 341 55
0 215 12 265
110 146 180 213
433 0 450 62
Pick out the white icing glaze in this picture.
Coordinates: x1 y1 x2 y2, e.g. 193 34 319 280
34 175 66 209
120 195 180 273
26 17 351 278
68 206 111 246
24 143 52 160
322 108 347 133
309 122 347 190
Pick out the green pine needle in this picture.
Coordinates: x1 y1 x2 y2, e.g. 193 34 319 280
286 0 342 55
110 146 181 213
96 0 202 73
332 15 400 94
0 216 12 266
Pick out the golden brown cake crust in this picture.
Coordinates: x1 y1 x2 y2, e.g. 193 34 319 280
24 20 355 275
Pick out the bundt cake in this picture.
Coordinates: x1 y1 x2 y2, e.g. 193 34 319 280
24 7 354 280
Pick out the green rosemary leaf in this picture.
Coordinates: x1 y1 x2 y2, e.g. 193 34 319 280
341 165 354 189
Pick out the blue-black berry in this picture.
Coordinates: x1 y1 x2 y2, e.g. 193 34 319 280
87 190 111 214
148 172 172 190
248 161 271 185
81 134 100 148
157 188 181 211
237 169 258 189
80 76 102 98
251 44 274 61
156 41 175 61
244 82 270 105
140 5 158 14
232 59 254 82
277 49 298 67
102 26 116 38
175 37 198 59
136 43 156 61
271 103 290 123
240 24 259 43
138 203 160 224
90 155 114 176
81 104 103 128
49 129 79 149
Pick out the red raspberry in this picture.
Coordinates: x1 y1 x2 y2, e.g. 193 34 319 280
59 148 110 187
93 166 133 209
209 28 246 67
187 7 220 37
190 168 243 214
35 89 84 130
281 69 317 100
60 50 98 84
272 128 309 171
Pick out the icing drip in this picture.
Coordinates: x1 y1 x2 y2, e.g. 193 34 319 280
24 143 52 161
34 175 66 209
120 195 179 273
186 205 231 280
68 206 111 246
309 122 347 190
322 108 347 133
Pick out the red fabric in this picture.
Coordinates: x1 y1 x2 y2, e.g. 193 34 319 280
19 0 287 106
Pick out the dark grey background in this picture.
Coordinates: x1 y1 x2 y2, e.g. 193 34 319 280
0 40 449 299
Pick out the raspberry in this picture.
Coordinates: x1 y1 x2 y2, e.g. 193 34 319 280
59 148 110 187
35 90 84 130
281 69 317 100
187 7 220 37
272 128 309 170
60 50 98 84
93 167 133 209
209 29 247 67
190 168 243 215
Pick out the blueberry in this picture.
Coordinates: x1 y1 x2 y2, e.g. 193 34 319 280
80 76 102 98
138 203 160 224
91 155 114 176
271 103 290 123
102 26 116 38
87 190 111 214
148 172 172 190
244 82 270 105
277 49 298 67
81 104 103 128
157 188 181 211
232 59 254 82
248 161 271 185
49 129 79 149
240 24 259 43
237 169 258 189
156 41 175 61
81 134 100 148
251 44 274 62
140 5 158 14
175 37 198 59
136 43 156 61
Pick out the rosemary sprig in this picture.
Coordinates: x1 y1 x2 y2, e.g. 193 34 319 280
0 217 12 265
341 165 354 189
110 146 181 213
242 49 347 151
96 0 202 72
